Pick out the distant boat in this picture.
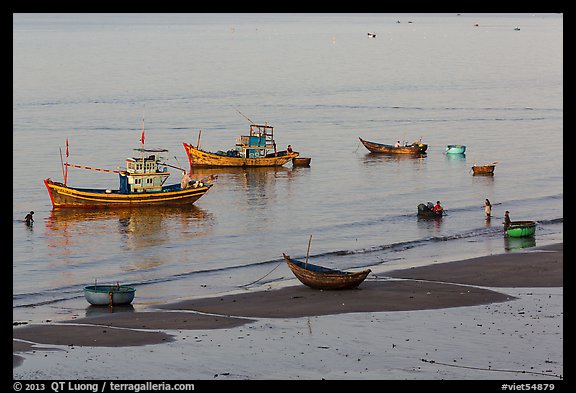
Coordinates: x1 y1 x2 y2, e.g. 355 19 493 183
514 27 521 31
506 221 536 238
44 147 213 208
367 32 377 38
183 123 298 168
446 144 466 154
359 137 428 154
283 253 371 290
472 162 497 176
84 283 136 306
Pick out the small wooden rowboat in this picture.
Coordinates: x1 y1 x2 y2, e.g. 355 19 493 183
292 157 311 167
359 137 427 154
446 144 466 154
84 284 136 306
506 221 536 238
282 253 371 290
472 162 497 175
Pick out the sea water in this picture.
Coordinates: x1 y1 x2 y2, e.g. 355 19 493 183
13 13 562 323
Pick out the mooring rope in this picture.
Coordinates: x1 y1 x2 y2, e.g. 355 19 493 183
239 261 283 288
421 358 562 379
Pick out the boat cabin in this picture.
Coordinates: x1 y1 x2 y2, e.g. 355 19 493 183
234 123 277 158
120 148 170 193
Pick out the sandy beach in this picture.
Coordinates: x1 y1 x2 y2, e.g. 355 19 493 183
13 243 563 380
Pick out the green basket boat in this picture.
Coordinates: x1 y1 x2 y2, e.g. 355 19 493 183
506 221 536 238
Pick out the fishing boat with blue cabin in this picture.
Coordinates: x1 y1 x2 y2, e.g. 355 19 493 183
44 142 213 208
184 123 299 168
446 144 466 154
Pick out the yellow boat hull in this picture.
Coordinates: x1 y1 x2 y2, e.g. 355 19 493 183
183 143 298 167
44 179 212 208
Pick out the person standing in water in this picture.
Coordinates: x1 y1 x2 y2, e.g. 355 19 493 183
484 199 492 218
24 211 34 226
504 210 511 230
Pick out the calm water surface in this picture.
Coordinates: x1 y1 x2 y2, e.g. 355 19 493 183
13 13 562 323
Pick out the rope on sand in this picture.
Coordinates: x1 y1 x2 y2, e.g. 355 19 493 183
238 261 283 288
421 358 562 379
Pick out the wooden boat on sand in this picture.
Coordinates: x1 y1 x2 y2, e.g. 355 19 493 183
359 137 427 154
183 123 299 167
45 146 213 208
282 253 371 290
506 221 536 238
472 162 497 175
84 283 136 306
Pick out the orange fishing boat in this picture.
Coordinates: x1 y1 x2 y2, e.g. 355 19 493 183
183 123 299 167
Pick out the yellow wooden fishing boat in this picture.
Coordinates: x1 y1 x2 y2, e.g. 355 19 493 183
183 123 299 167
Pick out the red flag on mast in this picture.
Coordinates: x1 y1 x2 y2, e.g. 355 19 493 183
140 129 145 145
65 138 69 157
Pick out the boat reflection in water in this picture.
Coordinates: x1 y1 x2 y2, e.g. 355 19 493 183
85 304 135 318
445 152 466 161
45 205 214 268
504 235 536 251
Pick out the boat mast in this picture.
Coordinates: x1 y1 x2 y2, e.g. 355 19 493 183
305 235 312 269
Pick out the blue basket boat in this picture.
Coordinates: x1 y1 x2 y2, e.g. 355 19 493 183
446 144 466 154
84 283 136 306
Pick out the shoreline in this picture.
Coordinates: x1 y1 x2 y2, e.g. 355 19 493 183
13 243 563 379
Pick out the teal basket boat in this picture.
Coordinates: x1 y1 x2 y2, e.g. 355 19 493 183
84 283 136 306
506 221 536 238
446 144 466 154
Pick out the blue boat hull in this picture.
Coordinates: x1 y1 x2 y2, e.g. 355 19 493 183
84 285 136 306
446 145 466 154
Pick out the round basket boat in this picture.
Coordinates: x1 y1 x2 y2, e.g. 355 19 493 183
292 157 311 167
84 284 136 306
506 221 536 238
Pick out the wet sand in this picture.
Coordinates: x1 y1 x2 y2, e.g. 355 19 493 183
13 243 563 379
